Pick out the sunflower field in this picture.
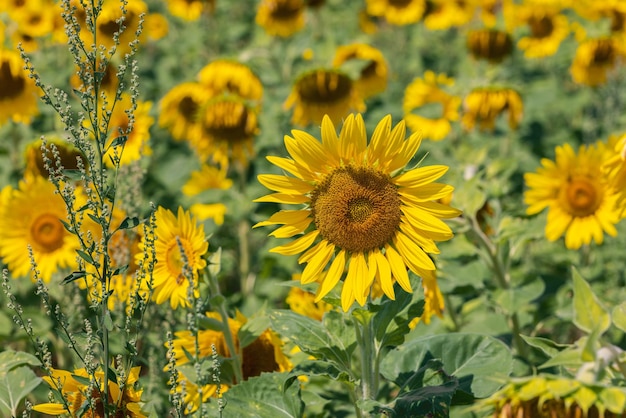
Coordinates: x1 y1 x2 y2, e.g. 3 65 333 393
2 0 626 417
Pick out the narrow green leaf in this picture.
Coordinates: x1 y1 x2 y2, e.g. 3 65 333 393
103 310 114 331
87 213 102 225
62 271 87 285
572 267 610 335
197 316 224 332
118 216 142 230
520 335 569 359
76 249 95 265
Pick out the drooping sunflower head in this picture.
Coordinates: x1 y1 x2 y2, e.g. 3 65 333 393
284 68 365 127
524 142 621 250
332 43 388 100
461 87 523 132
158 81 213 142
197 59 263 103
466 28 514 63
403 71 461 141
255 0 306 38
189 95 259 168
365 0 426 26
24 136 87 180
255 114 460 312
139 206 208 309
570 37 624 87
0 48 40 126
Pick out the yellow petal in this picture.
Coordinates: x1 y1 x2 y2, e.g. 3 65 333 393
254 192 310 204
394 232 436 271
253 209 310 228
351 252 369 306
385 244 412 293
32 403 68 415
394 166 449 188
266 156 310 180
372 249 394 300
270 218 312 238
258 174 313 194
315 249 346 302
270 231 319 256
300 241 334 284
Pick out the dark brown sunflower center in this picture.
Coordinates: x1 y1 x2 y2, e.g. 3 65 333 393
269 0 303 19
178 96 200 121
467 30 513 61
310 166 401 253
297 71 353 104
99 12 136 37
201 100 255 142
34 143 87 177
529 16 554 38
593 40 615 64
565 177 601 217
242 333 280 380
0 61 26 100
611 10 626 32
389 0 413 7
31 213 64 252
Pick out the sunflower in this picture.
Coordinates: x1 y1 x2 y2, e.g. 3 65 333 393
480 375 626 418
570 37 624 87
158 82 213 142
197 59 263 104
423 0 474 30
23 136 87 180
9 0 55 39
572 0 626 36
332 43 388 100
365 0 425 26
32 366 145 417
189 203 228 225
409 269 444 327
504 2 570 58
524 142 621 250
138 206 208 309
255 0 306 38
466 28 514 63
403 71 461 141
472 0 500 28
461 87 523 132
284 68 365 127
0 176 84 282
166 0 215 21
604 132 626 215
254 114 460 312
182 164 233 196
0 48 40 126
89 0 149 54
188 95 259 168
286 279 333 321
103 93 154 167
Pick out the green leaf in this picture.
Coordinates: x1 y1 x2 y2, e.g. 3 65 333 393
118 216 142 230
520 335 569 359
218 372 304 418
284 360 352 390
493 279 545 315
76 249 96 266
63 169 83 181
208 247 222 278
572 267 610 335
392 380 458 418
0 350 41 373
380 333 513 399
239 314 270 349
612 302 626 333
269 310 352 373
539 344 584 369
0 366 42 416
197 315 225 332
62 270 87 285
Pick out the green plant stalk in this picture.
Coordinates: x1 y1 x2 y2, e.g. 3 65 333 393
354 314 378 417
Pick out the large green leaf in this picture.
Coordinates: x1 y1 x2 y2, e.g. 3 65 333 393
218 372 303 418
612 302 626 333
0 350 41 373
380 333 512 399
493 279 545 315
0 366 42 416
269 310 353 373
572 267 610 335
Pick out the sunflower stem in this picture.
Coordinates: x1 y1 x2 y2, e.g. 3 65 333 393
353 312 378 417
235 162 254 297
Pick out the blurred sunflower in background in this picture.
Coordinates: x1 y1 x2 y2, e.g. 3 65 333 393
255 0 306 38
32 366 145 417
158 82 213 141
284 68 365 126
0 177 84 282
403 71 461 141
286 278 333 321
332 43 388 100
570 36 624 87
166 0 216 21
255 114 460 312
23 136 87 180
365 0 425 26
138 206 208 309
466 28 514 63
197 59 263 105
423 0 474 30
461 87 523 131
6 0 55 52
189 95 259 168
182 163 232 225
524 142 621 250
604 132 626 215
504 1 570 58
70 59 120 98
0 48 40 126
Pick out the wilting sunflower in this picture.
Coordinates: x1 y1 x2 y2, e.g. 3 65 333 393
365 0 425 26
570 37 624 87
255 0 306 38
158 82 213 142
409 269 444 327
23 136 87 180
572 0 626 36
166 0 216 21
138 206 208 309
403 71 461 141
197 59 263 104
188 95 259 168
461 87 523 132
524 142 621 250
332 43 388 100
255 114 460 312
504 2 570 58
104 93 154 167
480 375 626 418
604 132 626 215
423 0 474 30
284 68 365 127
32 366 145 417
0 48 39 126
466 28 514 63
0 176 84 282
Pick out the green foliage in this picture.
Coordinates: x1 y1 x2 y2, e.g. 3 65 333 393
0 350 41 417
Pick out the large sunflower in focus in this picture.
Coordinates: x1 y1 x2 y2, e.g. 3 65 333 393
255 0 306 38
255 114 460 312
524 142 621 250
365 0 425 26
0 48 39 126
0 176 83 282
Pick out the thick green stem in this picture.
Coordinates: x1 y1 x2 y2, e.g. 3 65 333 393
353 314 378 418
